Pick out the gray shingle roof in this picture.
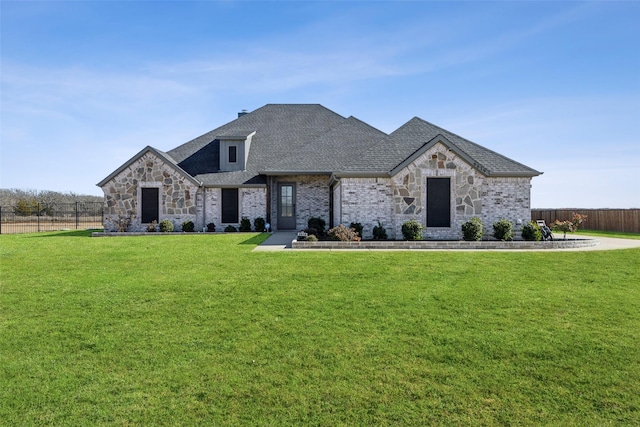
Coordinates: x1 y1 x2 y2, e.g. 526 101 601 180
102 104 539 188
344 117 541 177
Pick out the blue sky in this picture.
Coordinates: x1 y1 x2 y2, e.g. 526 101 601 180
1 1 638 208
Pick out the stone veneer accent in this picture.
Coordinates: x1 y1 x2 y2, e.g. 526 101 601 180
269 175 331 231
336 143 532 240
101 152 200 232
390 143 480 239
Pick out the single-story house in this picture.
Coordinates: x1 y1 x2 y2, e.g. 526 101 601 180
98 104 541 239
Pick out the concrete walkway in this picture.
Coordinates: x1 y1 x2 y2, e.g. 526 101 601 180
567 234 640 251
254 232 640 252
253 231 298 251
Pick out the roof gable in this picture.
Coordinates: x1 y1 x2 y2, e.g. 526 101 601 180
97 146 201 188
347 117 540 177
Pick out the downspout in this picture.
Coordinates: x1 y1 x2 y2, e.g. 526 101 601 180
266 176 272 226
201 185 206 232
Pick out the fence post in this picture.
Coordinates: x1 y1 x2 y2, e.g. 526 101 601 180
37 203 41 232
76 201 79 230
0 206 2 234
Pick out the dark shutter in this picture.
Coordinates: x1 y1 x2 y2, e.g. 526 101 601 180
222 188 239 223
426 178 450 227
141 188 159 223
229 146 237 163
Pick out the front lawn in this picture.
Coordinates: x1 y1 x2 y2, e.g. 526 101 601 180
1 231 639 425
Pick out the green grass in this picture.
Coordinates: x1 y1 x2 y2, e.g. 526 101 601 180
1 231 639 425
576 229 640 240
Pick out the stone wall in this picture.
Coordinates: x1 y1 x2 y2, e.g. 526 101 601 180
101 152 199 232
387 142 531 239
338 177 394 239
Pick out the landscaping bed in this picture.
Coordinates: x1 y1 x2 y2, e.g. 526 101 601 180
293 237 599 250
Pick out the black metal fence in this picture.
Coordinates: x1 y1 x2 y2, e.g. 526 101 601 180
0 202 104 234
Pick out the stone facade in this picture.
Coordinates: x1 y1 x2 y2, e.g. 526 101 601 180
101 146 532 238
329 142 532 240
102 152 200 232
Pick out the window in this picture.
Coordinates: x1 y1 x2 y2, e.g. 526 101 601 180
221 188 239 223
141 187 159 223
229 146 237 163
426 178 450 227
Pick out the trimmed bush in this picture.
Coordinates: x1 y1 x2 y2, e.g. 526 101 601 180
349 222 363 238
372 220 388 240
206 222 216 232
224 225 238 232
521 221 542 241
239 216 252 232
146 220 158 232
307 217 326 237
159 220 174 233
181 220 195 232
461 217 484 241
401 220 424 241
254 217 266 232
493 219 514 241
305 234 318 242
328 224 361 242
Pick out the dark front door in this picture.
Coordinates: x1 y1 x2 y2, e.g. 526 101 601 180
141 187 159 223
277 183 296 230
426 178 451 227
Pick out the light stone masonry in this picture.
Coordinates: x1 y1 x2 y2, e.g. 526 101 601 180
102 152 199 232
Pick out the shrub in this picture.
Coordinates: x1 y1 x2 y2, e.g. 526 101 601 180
307 217 326 237
461 217 484 241
224 225 238 232
493 219 514 241
521 221 542 241
254 217 266 232
181 220 195 232
206 222 216 232
146 220 158 232
349 222 363 238
372 220 388 240
159 220 174 233
551 213 588 240
111 211 135 232
571 212 587 231
328 224 361 242
305 234 318 242
552 220 573 240
239 216 252 232
401 220 424 241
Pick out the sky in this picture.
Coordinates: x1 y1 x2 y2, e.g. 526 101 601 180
1 1 639 208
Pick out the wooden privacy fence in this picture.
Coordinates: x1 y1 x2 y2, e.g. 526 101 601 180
531 209 640 233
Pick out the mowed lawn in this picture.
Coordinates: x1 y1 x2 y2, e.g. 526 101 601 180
1 232 639 426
